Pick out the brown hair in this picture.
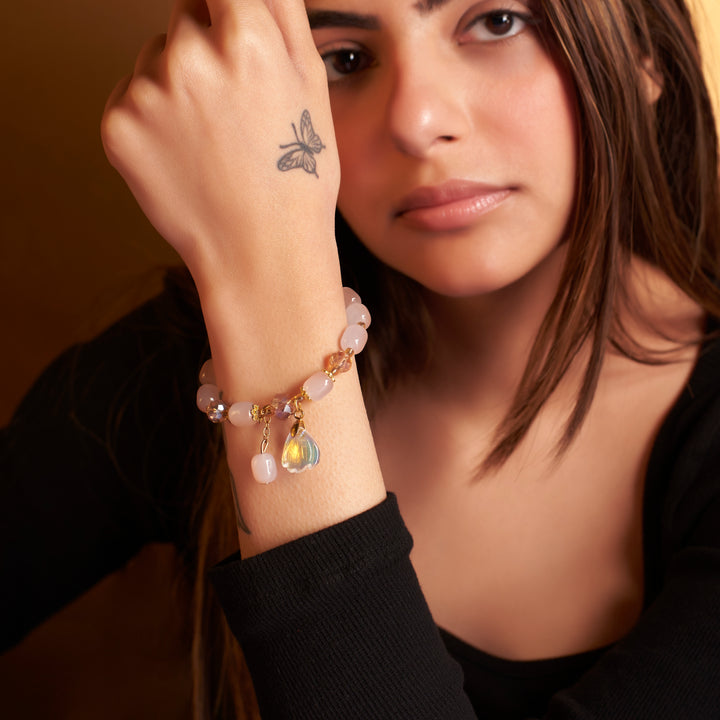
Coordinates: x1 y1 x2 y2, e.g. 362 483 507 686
191 0 720 715
339 0 720 468
188 451 260 719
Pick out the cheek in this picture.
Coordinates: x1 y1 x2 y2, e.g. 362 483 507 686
507 64 578 189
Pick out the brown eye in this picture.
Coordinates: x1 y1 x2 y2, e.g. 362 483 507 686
332 50 363 74
460 9 535 44
322 48 374 82
485 12 515 36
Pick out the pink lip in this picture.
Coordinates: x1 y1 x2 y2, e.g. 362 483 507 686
395 181 513 232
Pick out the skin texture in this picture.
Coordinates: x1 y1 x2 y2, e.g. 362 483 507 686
310 0 578 298
103 0 704 658
103 0 386 557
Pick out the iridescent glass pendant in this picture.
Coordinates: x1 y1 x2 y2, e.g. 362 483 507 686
281 420 320 473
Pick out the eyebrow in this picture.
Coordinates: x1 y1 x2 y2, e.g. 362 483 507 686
307 1 453 30
414 0 452 12
307 11 380 30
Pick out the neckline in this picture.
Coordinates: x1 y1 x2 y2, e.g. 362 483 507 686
438 627 611 678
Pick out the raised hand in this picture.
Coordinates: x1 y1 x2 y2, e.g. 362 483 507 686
101 0 384 555
101 0 340 296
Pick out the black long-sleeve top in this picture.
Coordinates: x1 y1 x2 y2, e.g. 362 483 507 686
3 277 720 718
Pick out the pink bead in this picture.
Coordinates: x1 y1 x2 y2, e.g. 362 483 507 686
228 401 255 427
303 371 334 401
346 302 371 328
251 453 277 484
343 287 361 307
198 359 216 385
197 384 221 412
340 324 368 354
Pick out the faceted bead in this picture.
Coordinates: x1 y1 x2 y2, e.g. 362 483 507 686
251 453 278 484
197 383 221 412
206 400 228 423
272 396 293 420
198 358 216 385
346 302 371 328
326 351 353 375
340 324 368 354
228 401 255 427
281 423 320 473
303 371 334 401
343 287 361 307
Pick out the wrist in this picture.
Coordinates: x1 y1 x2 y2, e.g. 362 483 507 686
194 285 384 555
201 277 348 399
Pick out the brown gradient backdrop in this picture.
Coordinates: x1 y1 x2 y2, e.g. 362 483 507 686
0 1 718 718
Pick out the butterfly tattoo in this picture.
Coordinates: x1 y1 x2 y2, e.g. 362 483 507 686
277 110 326 178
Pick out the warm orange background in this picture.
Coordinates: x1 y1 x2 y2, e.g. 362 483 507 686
0 2 718 718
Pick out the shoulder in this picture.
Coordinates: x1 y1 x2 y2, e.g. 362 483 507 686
3 269 211 537
10 270 205 437
651 319 720 468
644 322 720 591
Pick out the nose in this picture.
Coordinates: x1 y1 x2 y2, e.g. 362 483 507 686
386 48 470 158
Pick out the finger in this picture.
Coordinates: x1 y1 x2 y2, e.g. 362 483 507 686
264 0 318 61
203 0 246 25
101 71 135 170
203 0 284 59
203 0 318 69
133 33 167 78
168 0 210 39
103 73 133 117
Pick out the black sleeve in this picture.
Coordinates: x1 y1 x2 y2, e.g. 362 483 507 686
211 494 477 720
210 359 720 720
0 276 209 651
211 491 720 720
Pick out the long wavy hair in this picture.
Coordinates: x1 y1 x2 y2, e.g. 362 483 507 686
186 0 720 716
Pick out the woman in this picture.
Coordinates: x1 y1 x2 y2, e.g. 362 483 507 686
5 0 720 717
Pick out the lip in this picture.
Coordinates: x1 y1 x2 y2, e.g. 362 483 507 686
394 180 513 232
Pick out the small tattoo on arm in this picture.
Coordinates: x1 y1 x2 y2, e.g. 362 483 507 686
277 109 325 178
228 470 252 535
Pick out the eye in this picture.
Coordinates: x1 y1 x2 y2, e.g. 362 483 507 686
461 9 535 43
320 47 375 83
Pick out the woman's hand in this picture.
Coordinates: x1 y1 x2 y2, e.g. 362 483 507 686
101 0 385 554
101 0 340 297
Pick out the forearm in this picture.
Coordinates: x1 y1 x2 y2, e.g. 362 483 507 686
100 0 385 555
200 272 386 557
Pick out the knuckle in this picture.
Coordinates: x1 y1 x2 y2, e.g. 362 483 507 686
100 105 133 167
300 50 328 84
125 75 162 114
135 33 166 73
211 9 284 68
166 39 208 85
101 76 160 167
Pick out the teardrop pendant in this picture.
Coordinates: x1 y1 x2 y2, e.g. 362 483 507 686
281 420 320 473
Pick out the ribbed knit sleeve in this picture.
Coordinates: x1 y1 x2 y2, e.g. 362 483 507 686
210 494 476 719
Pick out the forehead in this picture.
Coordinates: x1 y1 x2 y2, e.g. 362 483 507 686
304 0 453 21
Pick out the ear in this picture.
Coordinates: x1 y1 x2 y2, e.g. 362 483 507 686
640 56 663 105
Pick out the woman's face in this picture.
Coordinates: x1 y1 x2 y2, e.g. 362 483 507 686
307 0 578 297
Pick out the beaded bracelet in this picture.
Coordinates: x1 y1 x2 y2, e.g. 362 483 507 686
196 287 370 484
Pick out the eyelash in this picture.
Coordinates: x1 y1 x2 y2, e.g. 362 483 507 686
460 9 538 44
320 45 376 84
318 7 539 84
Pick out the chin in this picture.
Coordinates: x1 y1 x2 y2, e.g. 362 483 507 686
385 232 569 301
393 265 523 299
